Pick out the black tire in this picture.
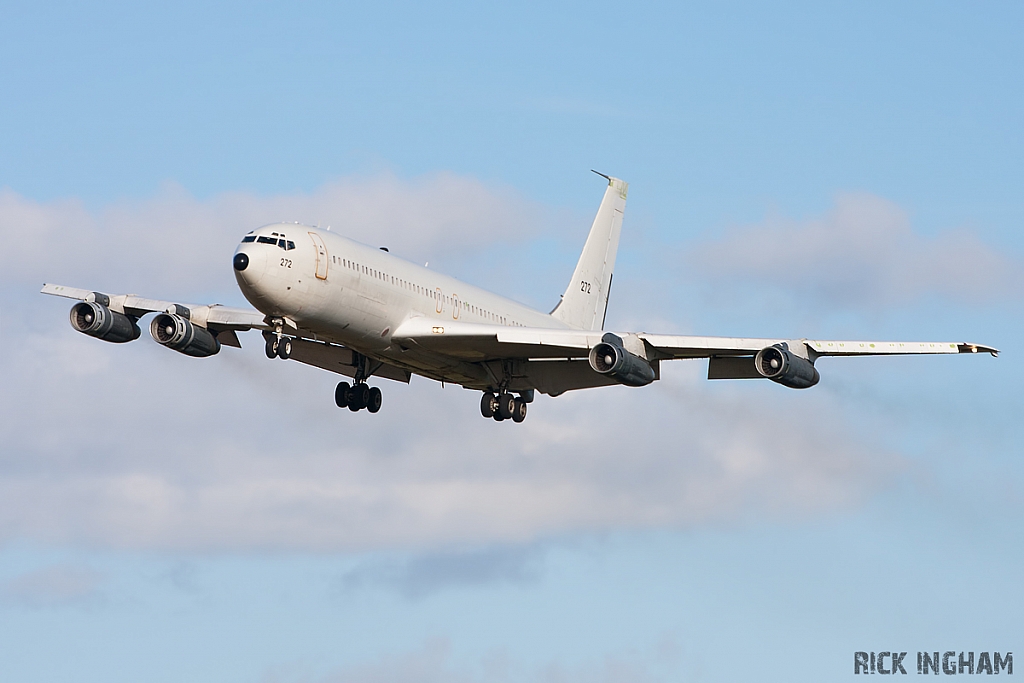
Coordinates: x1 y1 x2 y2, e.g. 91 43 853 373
346 385 362 411
480 392 496 418
348 383 370 411
512 397 527 423
367 387 383 413
335 381 350 408
265 338 278 359
493 412 506 421
278 337 292 359
497 393 515 420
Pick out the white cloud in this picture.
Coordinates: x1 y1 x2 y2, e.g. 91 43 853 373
259 636 678 683
0 317 898 551
685 192 1022 310
0 172 545 300
340 545 544 599
1 176 908 552
1 565 103 607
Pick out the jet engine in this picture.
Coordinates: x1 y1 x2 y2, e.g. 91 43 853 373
70 301 141 343
754 344 819 389
150 313 221 357
588 334 656 387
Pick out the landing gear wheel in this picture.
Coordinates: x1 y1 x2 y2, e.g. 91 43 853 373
355 383 370 408
480 392 497 418
497 393 515 420
277 337 292 359
335 381 350 408
493 412 506 421
367 387 383 413
265 338 278 359
512 397 527 423
347 383 370 411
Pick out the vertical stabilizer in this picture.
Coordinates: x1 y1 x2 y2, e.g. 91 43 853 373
551 174 627 330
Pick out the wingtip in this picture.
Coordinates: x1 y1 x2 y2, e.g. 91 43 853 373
958 343 999 357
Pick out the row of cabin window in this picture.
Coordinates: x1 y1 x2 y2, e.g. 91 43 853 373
333 255 517 326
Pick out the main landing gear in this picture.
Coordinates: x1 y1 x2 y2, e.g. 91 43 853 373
335 381 382 413
261 325 383 414
480 392 528 423
334 350 383 414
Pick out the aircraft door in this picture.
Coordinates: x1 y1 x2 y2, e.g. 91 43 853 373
435 287 443 314
452 293 460 320
308 232 329 280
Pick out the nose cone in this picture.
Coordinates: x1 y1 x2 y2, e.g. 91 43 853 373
233 245 269 296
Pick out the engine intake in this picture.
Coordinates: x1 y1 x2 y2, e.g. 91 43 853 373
588 334 656 387
754 344 819 389
150 313 221 357
70 301 141 343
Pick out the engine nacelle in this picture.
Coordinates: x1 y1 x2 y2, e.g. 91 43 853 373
588 335 656 387
150 313 221 357
70 301 141 343
754 344 819 389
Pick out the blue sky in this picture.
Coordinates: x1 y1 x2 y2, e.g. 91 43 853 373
1 2 1022 681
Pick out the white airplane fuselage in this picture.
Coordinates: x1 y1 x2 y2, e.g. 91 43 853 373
234 223 568 380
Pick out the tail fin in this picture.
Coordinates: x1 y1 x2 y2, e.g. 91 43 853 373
550 174 628 330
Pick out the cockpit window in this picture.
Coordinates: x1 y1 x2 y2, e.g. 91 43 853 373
249 233 295 247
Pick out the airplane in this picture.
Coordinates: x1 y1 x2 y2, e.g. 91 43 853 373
42 172 997 423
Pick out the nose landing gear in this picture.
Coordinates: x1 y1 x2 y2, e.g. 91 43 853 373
265 336 292 359
263 323 292 360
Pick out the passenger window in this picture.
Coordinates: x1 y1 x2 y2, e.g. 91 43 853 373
242 235 256 243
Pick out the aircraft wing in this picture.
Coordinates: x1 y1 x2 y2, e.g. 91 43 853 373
392 318 602 359
391 317 998 361
639 335 999 359
41 283 269 332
